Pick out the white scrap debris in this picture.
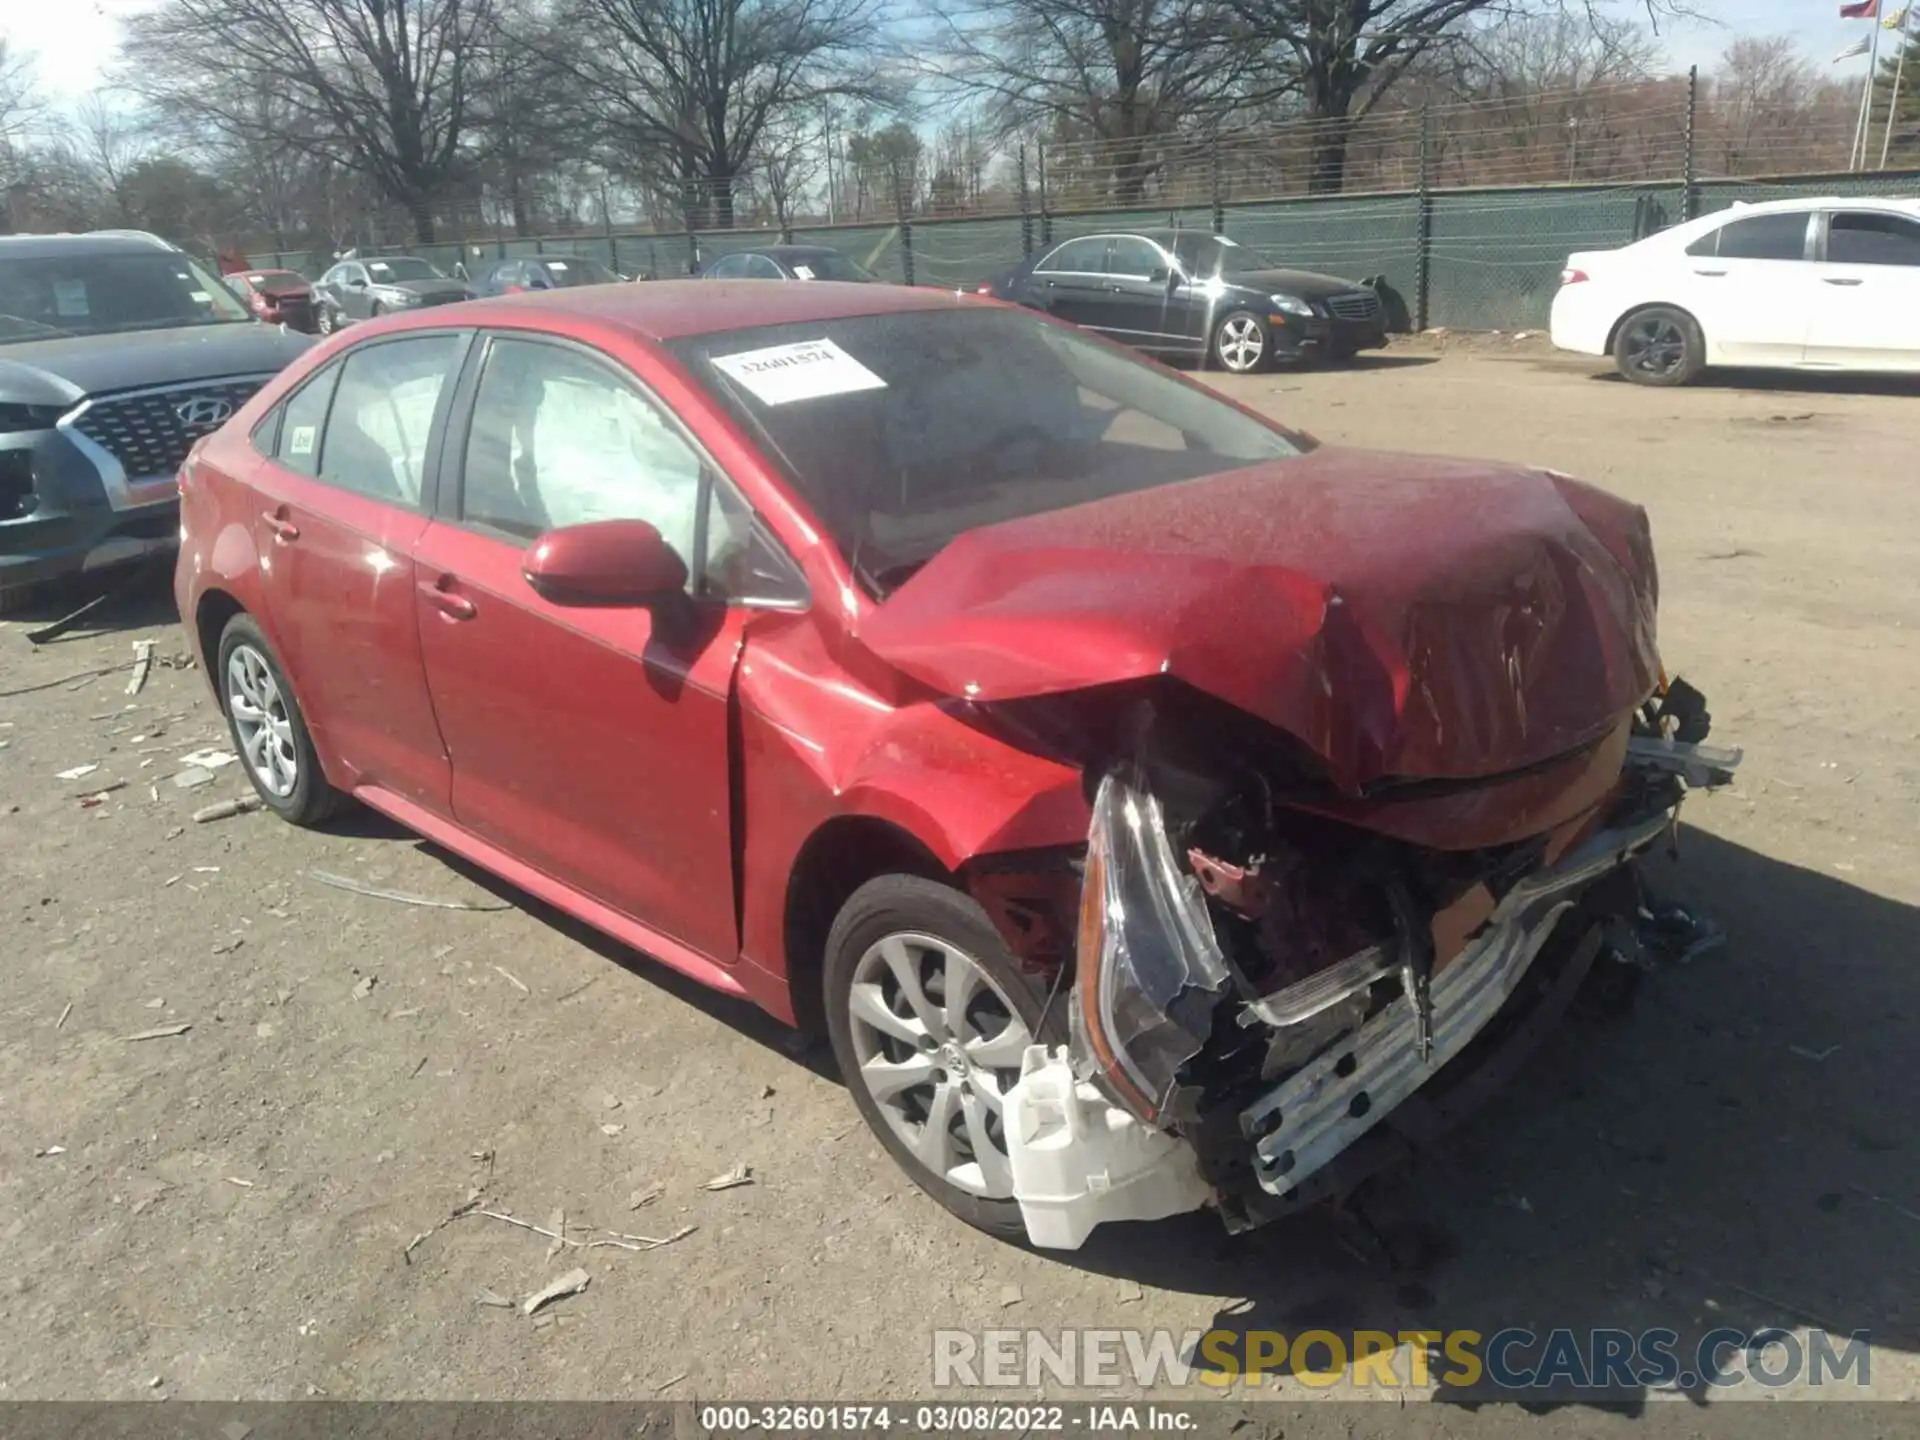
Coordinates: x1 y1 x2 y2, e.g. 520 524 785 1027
1003 1044 1210 1250
521 1267 591 1315
126 640 155 695
56 764 100 781
703 1164 753 1191
179 748 239 770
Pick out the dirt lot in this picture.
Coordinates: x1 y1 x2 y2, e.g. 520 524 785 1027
2 343 1916 1412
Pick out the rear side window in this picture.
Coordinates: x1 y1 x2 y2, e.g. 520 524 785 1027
317 335 460 506
1105 237 1166 276
1036 237 1108 273
1688 213 1809 261
1826 211 1920 266
274 365 341 478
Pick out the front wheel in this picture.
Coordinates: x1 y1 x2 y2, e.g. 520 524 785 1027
1211 310 1270 373
316 306 337 335
824 874 1064 1239
1613 305 1705 386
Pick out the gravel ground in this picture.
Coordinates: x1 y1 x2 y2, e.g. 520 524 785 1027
1 344 1916 1414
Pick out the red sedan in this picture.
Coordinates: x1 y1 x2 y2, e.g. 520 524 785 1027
226 268 320 332
174 282 1735 1245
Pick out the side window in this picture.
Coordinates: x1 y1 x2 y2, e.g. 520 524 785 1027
708 254 743 279
1105 237 1167 276
1826 211 1920 266
458 338 706 572
317 335 459 505
746 254 785 279
1036 237 1109 274
1688 213 1809 261
274 364 341 478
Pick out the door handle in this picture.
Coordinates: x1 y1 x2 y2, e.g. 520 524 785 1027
1822 276 1865 286
419 577 477 621
261 510 299 542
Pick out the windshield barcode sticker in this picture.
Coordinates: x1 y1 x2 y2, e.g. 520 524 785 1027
711 338 885 406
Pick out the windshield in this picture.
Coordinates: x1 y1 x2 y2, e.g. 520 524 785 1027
670 307 1299 594
366 257 444 283
0 249 254 343
789 251 875 282
542 257 620 286
1170 235 1275 277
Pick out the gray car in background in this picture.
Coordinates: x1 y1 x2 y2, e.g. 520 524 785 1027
311 255 474 334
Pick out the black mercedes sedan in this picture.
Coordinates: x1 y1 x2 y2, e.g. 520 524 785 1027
976 230 1387 372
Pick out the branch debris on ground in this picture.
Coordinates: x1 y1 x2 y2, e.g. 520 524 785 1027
703 1164 753 1191
308 869 510 911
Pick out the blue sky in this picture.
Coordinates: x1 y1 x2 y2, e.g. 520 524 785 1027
0 0 1896 105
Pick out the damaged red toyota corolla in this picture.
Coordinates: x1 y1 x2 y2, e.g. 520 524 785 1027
174 282 1740 1246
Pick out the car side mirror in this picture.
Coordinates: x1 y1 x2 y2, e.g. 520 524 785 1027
1148 266 1169 284
523 519 688 605
347 277 367 289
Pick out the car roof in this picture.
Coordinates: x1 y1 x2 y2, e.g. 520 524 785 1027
761 245 845 259
0 230 181 259
1710 195 1920 218
462 278 967 341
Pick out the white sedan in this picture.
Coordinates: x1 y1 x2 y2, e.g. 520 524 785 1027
1550 196 1920 385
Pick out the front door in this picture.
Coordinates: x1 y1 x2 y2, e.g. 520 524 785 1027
1092 235 1193 350
248 331 468 811
1679 210 1818 365
411 333 748 963
1803 208 1920 372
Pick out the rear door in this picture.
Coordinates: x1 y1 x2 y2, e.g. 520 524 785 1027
409 332 760 962
1679 210 1818 364
247 331 470 811
1803 208 1920 371
1029 237 1112 328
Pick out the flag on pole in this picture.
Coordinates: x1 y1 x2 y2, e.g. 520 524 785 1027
1841 0 1878 17
1885 6 1910 27
1836 34 1872 58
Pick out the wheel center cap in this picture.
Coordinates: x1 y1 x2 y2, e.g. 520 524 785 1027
938 1041 969 1076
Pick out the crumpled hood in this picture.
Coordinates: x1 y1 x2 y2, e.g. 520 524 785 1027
856 449 1661 793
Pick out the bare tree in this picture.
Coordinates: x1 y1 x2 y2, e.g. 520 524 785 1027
0 40 40 193
123 0 494 242
923 0 1252 204
519 0 896 229
756 122 822 231
1706 35 1847 176
70 97 157 225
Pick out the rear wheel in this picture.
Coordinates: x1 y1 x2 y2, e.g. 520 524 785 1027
217 614 342 827
1211 310 1270 373
824 875 1064 1238
1613 305 1705 386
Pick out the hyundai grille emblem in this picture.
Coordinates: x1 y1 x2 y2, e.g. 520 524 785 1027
175 396 234 428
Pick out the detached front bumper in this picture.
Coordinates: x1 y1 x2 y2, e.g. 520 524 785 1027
1004 727 1738 1249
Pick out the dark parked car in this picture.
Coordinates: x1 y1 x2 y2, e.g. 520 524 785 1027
699 245 877 282
979 229 1387 372
176 280 1733 1248
226 268 320 333
0 230 312 595
470 255 624 296
312 255 473 334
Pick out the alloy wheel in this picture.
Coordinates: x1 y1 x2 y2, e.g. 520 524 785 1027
1623 316 1686 379
317 308 335 335
845 931 1035 1199
226 644 299 797
1216 316 1265 372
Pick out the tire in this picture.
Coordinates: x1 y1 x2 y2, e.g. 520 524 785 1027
1613 305 1705 387
1211 309 1270 373
369 301 385 319
316 306 336 335
216 614 342 827
824 874 1066 1239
